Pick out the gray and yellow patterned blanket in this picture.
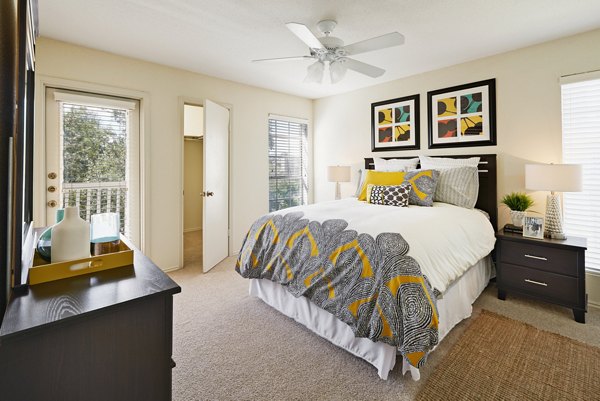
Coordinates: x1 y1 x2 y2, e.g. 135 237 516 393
235 212 439 368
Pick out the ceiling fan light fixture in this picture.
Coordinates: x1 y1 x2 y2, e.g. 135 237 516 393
304 60 325 83
330 58 348 84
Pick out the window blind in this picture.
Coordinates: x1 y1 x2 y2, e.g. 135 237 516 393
268 116 308 212
561 76 600 272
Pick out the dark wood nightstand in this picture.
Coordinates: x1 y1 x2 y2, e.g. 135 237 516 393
495 229 588 323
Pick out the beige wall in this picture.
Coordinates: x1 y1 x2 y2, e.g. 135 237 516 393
34 37 313 270
184 139 203 231
313 28 600 306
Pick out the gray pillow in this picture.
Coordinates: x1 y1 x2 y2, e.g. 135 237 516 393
434 166 479 208
403 169 440 207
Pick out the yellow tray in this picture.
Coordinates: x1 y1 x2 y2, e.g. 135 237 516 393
28 238 134 285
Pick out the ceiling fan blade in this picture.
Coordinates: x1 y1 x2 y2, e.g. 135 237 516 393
252 56 314 63
343 32 405 56
344 58 385 78
286 22 325 50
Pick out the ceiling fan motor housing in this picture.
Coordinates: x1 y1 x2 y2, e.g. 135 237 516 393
314 36 346 62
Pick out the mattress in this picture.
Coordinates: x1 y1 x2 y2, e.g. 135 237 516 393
249 256 493 380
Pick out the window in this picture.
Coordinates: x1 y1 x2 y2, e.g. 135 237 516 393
47 89 140 245
268 115 308 212
561 73 600 272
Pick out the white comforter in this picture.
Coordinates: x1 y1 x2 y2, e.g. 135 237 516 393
274 198 496 293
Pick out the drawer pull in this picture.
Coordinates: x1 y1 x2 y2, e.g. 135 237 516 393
524 279 548 287
524 254 547 261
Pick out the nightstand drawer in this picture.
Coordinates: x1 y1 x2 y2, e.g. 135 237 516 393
500 263 578 305
499 240 578 277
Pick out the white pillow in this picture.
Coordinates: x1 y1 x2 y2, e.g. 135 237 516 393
353 169 365 197
374 157 419 172
419 155 480 170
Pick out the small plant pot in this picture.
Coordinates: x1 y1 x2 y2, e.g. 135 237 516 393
510 210 526 227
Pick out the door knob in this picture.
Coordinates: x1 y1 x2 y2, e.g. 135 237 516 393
48 185 56 193
47 200 57 207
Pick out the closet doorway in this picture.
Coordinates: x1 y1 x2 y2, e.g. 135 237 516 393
183 104 204 267
181 100 230 272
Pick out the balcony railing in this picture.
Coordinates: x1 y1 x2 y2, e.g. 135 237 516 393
62 181 127 232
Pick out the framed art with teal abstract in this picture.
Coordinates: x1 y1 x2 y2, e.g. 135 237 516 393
427 79 496 149
371 94 420 151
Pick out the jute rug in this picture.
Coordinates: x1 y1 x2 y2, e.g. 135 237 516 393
417 310 600 401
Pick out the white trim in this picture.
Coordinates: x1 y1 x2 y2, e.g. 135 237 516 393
559 69 600 85
53 90 137 110
34 75 151 255
162 265 182 273
268 113 309 125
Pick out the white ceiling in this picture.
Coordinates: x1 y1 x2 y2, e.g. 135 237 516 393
38 0 600 99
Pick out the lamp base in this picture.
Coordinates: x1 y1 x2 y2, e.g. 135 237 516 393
335 182 341 200
544 193 566 240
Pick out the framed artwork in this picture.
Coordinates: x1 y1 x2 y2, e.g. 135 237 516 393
371 94 420 151
427 78 496 149
523 215 544 239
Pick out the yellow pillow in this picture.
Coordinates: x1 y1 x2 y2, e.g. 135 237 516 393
358 171 407 201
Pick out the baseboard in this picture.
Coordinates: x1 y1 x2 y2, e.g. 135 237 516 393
162 265 182 273
586 271 600 308
184 227 202 233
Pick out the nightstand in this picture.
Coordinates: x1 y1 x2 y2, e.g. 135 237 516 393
495 229 588 323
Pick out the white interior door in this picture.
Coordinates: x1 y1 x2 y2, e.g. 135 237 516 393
203 100 229 272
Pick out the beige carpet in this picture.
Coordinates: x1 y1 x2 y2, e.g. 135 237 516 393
416 310 600 401
168 257 600 401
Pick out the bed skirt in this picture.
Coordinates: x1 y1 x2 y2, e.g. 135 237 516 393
249 255 493 380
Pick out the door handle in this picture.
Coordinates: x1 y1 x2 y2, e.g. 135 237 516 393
201 191 214 197
48 185 57 193
47 200 57 207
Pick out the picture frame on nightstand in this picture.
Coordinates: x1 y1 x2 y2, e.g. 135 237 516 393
523 215 544 239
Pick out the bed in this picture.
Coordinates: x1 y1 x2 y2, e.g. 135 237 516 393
237 154 497 380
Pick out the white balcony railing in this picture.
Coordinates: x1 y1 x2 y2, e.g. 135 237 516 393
61 181 127 231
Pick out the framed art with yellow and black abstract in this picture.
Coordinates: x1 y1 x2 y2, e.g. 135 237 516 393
371 94 420 151
427 78 496 149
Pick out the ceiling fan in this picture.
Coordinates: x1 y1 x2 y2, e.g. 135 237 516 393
253 20 405 84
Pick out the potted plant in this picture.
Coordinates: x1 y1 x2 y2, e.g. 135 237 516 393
501 192 534 227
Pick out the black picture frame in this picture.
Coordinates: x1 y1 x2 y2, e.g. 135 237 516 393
371 94 420 152
427 78 496 149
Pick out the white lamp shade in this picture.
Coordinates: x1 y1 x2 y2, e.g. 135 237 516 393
304 61 324 83
525 163 582 192
327 166 351 182
330 59 347 84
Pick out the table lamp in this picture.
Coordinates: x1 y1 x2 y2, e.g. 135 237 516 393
525 163 582 239
327 166 351 200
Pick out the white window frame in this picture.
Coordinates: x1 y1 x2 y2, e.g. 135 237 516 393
560 71 600 273
268 114 309 212
34 76 150 253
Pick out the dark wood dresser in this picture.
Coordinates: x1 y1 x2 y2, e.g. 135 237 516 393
495 229 587 323
0 242 181 401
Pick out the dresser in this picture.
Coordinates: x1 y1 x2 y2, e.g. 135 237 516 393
495 229 587 323
0 240 181 401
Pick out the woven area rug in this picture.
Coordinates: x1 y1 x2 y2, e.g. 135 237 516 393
417 310 600 401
